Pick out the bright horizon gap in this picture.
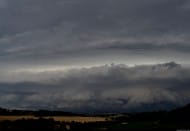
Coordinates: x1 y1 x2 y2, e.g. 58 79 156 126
10 61 186 73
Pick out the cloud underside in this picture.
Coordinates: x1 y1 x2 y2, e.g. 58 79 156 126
0 62 190 112
0 0 190 112
0 0 190 67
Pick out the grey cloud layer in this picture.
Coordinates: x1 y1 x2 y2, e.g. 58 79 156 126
1 0 190 112
0 62 190 112
0 0 190 67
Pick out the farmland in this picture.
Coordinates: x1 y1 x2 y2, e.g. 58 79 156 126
1 104 190 130
0 115 108 123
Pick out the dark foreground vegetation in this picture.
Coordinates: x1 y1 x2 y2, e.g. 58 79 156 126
1 104 190 131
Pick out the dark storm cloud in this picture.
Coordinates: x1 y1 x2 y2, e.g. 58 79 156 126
1 0 190 112
0 62 190 112
0 0 190 66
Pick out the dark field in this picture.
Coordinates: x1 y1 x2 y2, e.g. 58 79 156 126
1 104 190 131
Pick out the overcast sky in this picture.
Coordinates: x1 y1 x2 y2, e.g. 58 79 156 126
0 0 190 112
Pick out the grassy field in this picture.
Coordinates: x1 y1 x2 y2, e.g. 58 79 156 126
0 115 108 123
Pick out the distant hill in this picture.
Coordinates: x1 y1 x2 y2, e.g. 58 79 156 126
0 108 79 116
0 103 190 117
167 103 190 122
